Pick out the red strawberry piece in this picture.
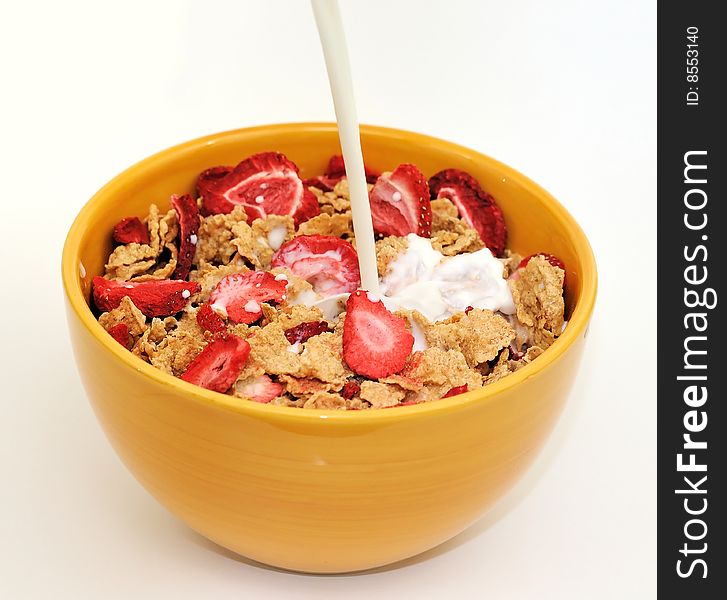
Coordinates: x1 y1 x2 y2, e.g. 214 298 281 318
369 163 432 238
271 235 361 296
196 302 227 334
208 271 287 324
342 290 414 379
200 152 320 226
509 344 525 361
170 193 200 280
443 384 468 398
340 380 361 400
284 321 332 344
107 323 130 348
92 276 199 317
429 169 507 256
304 154 380 191
235 374 284 403
197 165 232 205
517 253 567 283
112 217 149 245
464 306 474 314
180 334 250 394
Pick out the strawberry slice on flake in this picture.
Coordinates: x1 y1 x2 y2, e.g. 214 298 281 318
208 271 287 324
304 154 380 191
235 374 284 403
271 235 361 296
112 217 149 245
180 334 251 394
342 290 414 379
340 380 361 400
284 321 332 344
199 152 320 226
428 168 507 256
92 276 199 317
442 384 468 398
196 302 227 334
369 164 432 237
170 193 200 280
107 323 131 348
197 165 232 206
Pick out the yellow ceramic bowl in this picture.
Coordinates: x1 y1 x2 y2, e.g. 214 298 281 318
62 123 597 573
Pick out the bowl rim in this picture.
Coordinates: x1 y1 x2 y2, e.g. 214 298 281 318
62 122 597 424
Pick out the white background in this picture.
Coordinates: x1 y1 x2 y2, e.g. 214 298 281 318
0 1 656 598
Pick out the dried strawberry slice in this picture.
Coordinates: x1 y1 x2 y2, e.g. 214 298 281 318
197 165 232 204
170 193 200 280
107 323 130 348
369 164 432 237
112 217 149 245
180 334 250 393
518 253 566 274
271 235 361 296
342 290 414 379
235 374 284 403
196 302 227 334
340 380 361 400
200 152 320 226
208 271 287 324
443 384 468 398
304 154 380 191
92 276 199 317
284 321 332 344
429 169 507 256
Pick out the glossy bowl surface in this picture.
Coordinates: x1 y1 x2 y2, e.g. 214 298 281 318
62 123 597 573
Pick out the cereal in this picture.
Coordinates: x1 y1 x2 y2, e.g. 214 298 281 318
95 154 567 409
359 381 405 408
98 296 147 338
425 309 515 367
375 236 409 277
297 211 354 240
510 255 565 333
194 206 248 265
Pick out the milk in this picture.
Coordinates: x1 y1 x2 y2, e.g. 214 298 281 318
311 0 379 292
309 1 516 326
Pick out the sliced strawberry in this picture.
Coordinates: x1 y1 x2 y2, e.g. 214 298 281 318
196 302 227 334
340 380 361 400
517 252 566 280
197 165 232 204
180 334 250 393
92 276 199 317
342 290 414 379
170 193 200 280
200 152 320 226
235 374 284 403
429 169 507 256
112 217 149 245
271 235 361 296
284 321 332 344
443 384 468 398
208 271 287 324
304 154 380 191
369 164 432 237
107 323 130 348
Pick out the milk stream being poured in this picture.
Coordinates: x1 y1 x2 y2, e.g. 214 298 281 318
311 0 379 292
309 0 515 332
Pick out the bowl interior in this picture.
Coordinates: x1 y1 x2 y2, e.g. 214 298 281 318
71 124 590 315
64 123 596 418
